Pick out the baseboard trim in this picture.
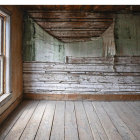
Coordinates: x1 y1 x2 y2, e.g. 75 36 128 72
0 95 23 125
24 93 140 101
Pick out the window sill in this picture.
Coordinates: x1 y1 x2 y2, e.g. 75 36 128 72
0 93 12 107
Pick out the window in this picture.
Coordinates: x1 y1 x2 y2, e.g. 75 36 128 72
0 8 11 98
0 14 5 95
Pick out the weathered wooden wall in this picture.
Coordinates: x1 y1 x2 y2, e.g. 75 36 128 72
23 13 140 97
23 56 140 95
0 6 23 124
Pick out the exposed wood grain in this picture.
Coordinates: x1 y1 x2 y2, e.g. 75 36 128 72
35 101 56 140
65 101 79 140
22 5 139 13
4 101 39 140
0 100 29 139
45 28 107 31
125 102 140 116
23 73 140 84
23 56 140 97
83 101 108 140
23 63 140 73
92 102 123 140
1 100 140 140
28 12 114 19
102 102 136 140
20 100 47 140
74 101 93 140
66 56 114 64
35 18 113 22
38 20 112 28
22 5 140 42
115 102 140 126
60 38 92 42
128 101 140 113
24 93 140 101
111 102 140 139
50 101 65 140
0 95 22 125
67 56 140 64
47 30 102 37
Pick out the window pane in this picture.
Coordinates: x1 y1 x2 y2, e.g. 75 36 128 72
0 17 2 94
0 56 3 95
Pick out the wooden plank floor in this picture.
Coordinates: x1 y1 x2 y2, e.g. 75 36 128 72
0 100 140 140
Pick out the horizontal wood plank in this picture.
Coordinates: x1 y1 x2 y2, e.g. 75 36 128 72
23 56 140 97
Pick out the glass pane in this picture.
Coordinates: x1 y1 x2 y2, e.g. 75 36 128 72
0 57 3 95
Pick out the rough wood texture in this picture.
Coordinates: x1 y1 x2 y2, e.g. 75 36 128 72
26 11 114 42
0 6 23 124
21 5 140 42
23 56 140 96
50 101 65 140
35 101 56 140
0 100 140 139
22 5 140 12
24 93 140 101
0 95 22 125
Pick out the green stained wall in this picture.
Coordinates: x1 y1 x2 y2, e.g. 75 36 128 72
23 16 65 62
23 14 140 62
64 39 103 57
23 17 35 61
115 14 140 56
23 16 103 62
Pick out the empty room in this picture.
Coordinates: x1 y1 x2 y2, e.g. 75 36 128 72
0 4 140 140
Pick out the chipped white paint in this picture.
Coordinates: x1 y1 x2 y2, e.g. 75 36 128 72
23 57 140 95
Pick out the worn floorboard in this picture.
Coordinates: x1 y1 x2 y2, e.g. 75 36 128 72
0 100 140 140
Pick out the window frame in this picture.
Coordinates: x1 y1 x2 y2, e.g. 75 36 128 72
0 15 5 95
0 7 12 106
0 55 4 95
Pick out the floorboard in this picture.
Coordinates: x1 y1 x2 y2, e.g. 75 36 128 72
83 101 108 140
20 100 47 140
35 101 56 140
92 102 122 140
75 101 93 140
0 100 140 140
65 101 79 140
4 101 39 140
0 100 30 139
111 102 140 139
102 102 136 140
50 101 65 140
